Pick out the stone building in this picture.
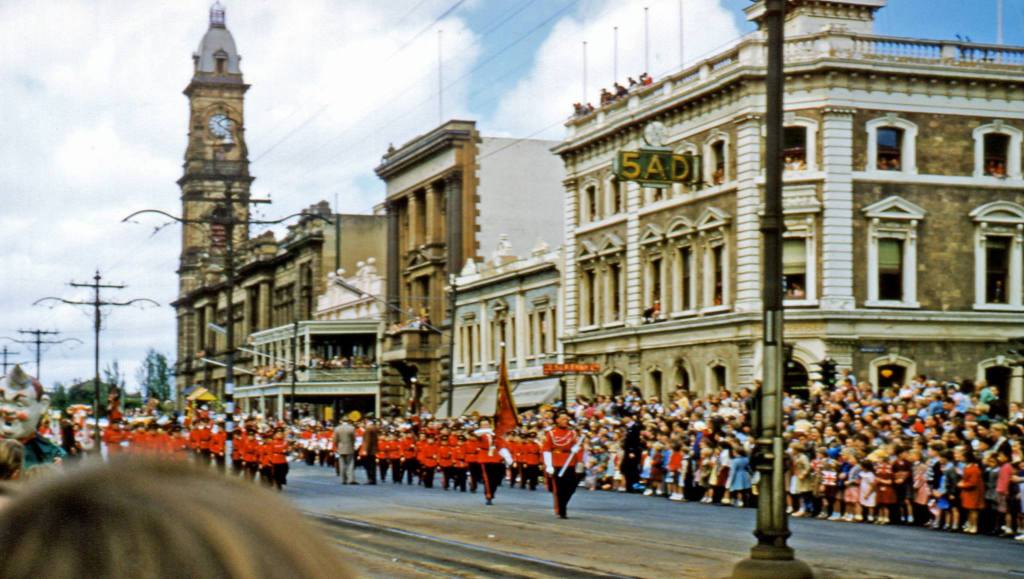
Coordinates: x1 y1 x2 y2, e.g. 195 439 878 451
173 5 386 403
553 0 1024 404
375 120 564 412
444 238 563 417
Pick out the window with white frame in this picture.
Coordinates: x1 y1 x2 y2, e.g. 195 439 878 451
672 143 698 198
783 216 817 304
782 116 819 172
970 201 1024 310
609 177 624 215
697 208 731 310
866 116 918 174
704 132 730 185
863 196 925 308
674 243 696 312
973 122 1023 180
607 261 624 322
580 267 598 327
582 183 600 223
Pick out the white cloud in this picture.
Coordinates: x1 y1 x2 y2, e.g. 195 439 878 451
0 0 482 390
486 0 742 139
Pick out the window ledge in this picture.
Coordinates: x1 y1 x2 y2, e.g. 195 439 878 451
579 324 601 332
864 300 921 309
783 299 819 308
700 305 732 315
575 214 628 234
973 303 1024 312
669 309 699 318
602 321 626 329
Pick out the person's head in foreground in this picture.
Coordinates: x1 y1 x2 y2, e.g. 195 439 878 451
0 459 350 579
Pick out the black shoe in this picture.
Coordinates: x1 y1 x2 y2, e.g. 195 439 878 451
486 499 493 505
367 481 377 485
558 513 568 519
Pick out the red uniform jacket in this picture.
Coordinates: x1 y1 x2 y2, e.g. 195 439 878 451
476 433 504 465
520 440 542 466
543 428 580 468
417 442 438 468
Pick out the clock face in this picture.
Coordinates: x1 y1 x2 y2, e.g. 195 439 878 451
643 121 667 147
208 114 234 144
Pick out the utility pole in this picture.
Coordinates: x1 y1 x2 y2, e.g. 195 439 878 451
1 345 22 374
733 1 812 577
290 318 299 421
123 174 330 435
996 0 1004 45
446 274 458 418
35 271 158 448
3 330 81 385
644 6 650 74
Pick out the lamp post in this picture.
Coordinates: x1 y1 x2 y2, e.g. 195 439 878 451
732 1 812 577
446 273 458 418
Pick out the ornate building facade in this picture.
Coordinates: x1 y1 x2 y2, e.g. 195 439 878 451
173 6 386 404
375 120 564 412
554 0 1024 404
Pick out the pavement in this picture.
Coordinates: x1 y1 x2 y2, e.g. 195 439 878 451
284 463 1024 578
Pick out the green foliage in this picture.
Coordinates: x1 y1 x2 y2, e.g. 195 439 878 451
135 349 174 402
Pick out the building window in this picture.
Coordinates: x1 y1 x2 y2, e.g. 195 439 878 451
876 127 903 171
877 238 904 301
974 123 1022 180
984 134 1010 178
866 116 918 174
712 245 724 306
971 201 1024 310
711 141 726 184
585 185 599 222
783 238 808 299
864 196 925 308
610 178 623 214
608 262 623 321
783 126 808 171
644 255 664 322
581 269 597 326
676 245 693 311
537 310 548 355
985 237 1010 304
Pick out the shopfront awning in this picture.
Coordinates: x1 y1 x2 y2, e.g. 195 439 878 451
464 384 498 416
512 378 561 408
436 385 484 419
186 386 218 402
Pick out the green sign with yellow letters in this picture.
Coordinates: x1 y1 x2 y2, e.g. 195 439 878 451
614 149 701 188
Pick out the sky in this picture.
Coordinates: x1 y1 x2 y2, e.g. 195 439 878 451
0 0 1020 392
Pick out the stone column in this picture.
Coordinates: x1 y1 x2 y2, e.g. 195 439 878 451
734 114 763 312
408 192 422 251
821 109 856 309
445 171 464 275
515 293 528 368
625 182 642 325
562 177 579 335
259 282 271 330
1011 366 1024 405
386 201 401 324
426 182 442 245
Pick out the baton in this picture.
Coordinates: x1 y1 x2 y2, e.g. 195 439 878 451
557 444 581 477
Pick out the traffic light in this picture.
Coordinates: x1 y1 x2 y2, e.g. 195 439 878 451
819 358 837 387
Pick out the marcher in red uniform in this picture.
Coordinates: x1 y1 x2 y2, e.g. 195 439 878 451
400 432 418 485
242 427 260 481
231 427 247 474
451 435 468 492
417 434 438 488
268 428 290 491
258 433 274 487
437 436 454 490
103 422 126 458
209 421 227 473
543 412 583 518
465 433 482 493
378 434 394 482
520 430 542 491
475 418 513 506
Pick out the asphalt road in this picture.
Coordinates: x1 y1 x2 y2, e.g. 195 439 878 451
284 463 1024 578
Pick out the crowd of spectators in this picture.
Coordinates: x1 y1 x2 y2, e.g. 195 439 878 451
538 372 1024 541
572 72 654 117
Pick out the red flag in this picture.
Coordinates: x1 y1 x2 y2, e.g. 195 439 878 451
494 345 519 438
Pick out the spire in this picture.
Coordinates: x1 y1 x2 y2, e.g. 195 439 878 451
210 1 226 28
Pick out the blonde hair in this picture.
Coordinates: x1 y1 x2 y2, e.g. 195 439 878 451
0 459 351 579
0 439 24 481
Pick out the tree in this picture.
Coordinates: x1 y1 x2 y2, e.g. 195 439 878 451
135 349 174 402
50 382 69 412
103 361 126 391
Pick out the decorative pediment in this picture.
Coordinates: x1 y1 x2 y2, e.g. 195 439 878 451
597 232 625 255
578 239 598 261
696 207 731 231
667 216 694 238
639 223 665 246
970 200 1024 225
863 196 926 221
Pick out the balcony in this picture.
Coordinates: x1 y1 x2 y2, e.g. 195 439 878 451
382 327 440 362
298 368 378 382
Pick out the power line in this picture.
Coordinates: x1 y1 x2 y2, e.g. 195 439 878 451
1 345 22 374
1 329 81 384
35 270 159 445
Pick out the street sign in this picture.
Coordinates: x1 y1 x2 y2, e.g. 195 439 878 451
543 363 601 375
859 345 887 354
614 149 700 188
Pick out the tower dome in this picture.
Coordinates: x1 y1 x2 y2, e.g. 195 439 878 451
193 1 242 76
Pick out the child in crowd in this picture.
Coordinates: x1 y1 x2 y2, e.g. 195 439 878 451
859 461 877 523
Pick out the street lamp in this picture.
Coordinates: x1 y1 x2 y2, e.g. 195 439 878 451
732 1 812 577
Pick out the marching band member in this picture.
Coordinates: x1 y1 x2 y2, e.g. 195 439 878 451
475 417 513 506
543 412 583 519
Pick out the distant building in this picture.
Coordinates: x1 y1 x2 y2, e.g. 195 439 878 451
444 238 563 417
172 5 386 408
375 120 564 413
554 0 1024 404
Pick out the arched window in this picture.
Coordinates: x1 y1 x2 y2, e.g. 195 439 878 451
970 201 1024 310
783 115 819 172
866 116 918 174
703 131 730 185
973 121 1023 180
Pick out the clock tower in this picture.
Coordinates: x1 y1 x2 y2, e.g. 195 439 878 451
178 1 251 296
